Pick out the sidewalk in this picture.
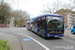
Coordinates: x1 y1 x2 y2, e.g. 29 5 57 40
64 29 75 39
0 33 21 50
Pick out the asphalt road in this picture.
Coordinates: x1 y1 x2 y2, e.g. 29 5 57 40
0 27 75 50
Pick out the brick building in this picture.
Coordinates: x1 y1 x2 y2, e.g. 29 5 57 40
71 12 75 26
64 12 75 27
56 9 75 27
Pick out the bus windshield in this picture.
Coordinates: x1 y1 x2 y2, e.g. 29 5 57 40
47 16 63 30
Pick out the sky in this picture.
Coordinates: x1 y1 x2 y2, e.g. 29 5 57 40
4 0 74 18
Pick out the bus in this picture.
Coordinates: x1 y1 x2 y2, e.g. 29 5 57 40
27 14 64 37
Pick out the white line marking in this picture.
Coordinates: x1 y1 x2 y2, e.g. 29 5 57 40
18 33 50 50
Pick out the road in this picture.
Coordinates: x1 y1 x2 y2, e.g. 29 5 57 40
0 27 75 50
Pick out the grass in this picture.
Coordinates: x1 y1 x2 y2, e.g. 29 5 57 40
0 39 11 50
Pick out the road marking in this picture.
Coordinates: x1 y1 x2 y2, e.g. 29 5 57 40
23 38 32 41
18 33 50 50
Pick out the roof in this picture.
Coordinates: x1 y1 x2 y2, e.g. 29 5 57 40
31 14 63 22
35 14 63 18
27 14 63 23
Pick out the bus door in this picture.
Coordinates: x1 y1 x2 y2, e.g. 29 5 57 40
38 20 46 37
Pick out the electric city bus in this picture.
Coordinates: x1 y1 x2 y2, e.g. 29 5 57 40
27 14 64 37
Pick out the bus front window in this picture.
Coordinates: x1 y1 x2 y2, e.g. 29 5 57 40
47 16 63 30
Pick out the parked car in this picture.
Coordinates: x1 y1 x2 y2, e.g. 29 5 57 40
71 25 75 34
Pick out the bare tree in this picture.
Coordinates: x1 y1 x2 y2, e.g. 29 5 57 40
0 0 11 23
61 1 75 18
64 1 75 11
42 0 75 14
4 0 26 8
42 0 63 14
12 10 30 27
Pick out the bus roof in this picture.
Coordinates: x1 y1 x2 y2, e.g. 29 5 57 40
33 14 62 20
29 14 63 22
36 14 63 18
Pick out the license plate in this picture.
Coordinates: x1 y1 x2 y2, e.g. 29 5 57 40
55 36 58 37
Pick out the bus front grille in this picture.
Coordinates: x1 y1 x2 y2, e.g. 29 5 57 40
48 30 63 35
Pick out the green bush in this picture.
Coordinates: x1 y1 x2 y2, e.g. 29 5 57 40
0 39 11 50
22 25 26 27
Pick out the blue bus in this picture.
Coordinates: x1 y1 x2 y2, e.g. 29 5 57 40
27 14 64 37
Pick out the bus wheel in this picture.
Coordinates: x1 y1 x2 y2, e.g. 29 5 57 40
31 28 32 31
38 31 40 36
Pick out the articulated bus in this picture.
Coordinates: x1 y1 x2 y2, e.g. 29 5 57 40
27 14 64 37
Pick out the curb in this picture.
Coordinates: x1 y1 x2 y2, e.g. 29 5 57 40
0 33 21 50
64 34 75 39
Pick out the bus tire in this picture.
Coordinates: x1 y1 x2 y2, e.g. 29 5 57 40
30 28 32 32
41 33 45 38
38 31 40 36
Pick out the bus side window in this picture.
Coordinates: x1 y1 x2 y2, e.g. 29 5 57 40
33 23 35 27
37 22 39 27
36 20 46 29
35 23 37 27
39 21 42 28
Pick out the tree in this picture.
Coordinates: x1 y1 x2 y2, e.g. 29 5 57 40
12 10 30 27
0 0 11 24
58 1 75 17
63 1 75 13
42 0 75 14
42 0 63 14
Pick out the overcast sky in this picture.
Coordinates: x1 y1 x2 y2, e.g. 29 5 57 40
4 0 74 18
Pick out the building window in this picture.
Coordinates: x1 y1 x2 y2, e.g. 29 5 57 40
72 21 74 22
72 15 74 17
65 16 66 18
69 17 71 18
69 23 71 24
65 20 66 21
69 20 71 21
73 23 74 25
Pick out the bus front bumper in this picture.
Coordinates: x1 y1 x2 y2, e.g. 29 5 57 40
47 34 64 37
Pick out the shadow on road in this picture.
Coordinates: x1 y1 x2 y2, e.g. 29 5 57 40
43 37 62 40
28 30 63 40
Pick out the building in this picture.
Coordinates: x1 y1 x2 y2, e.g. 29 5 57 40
55 9 75 27
64 12 75 27
64 13 71 27
71 12 75 26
